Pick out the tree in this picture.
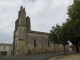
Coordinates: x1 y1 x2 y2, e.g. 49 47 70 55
49 0 80 53
48 26 59 52
67 0 80 52
49 24 68 54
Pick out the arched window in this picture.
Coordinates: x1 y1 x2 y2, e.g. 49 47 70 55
34 39 36 47
48 40 50 47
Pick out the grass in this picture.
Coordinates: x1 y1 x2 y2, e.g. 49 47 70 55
49 53 80 60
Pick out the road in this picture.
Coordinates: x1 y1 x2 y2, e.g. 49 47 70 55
0 52 72 60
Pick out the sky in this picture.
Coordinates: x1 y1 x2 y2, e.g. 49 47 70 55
0 0 74 43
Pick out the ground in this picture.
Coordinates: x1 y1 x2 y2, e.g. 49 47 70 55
49 53 80 60
0 52 72 60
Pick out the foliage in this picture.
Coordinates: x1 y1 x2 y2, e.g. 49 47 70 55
49 0 80 53
49 24 69 54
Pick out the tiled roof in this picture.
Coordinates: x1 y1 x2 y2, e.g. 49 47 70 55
29 30 49 35
0 43 12 46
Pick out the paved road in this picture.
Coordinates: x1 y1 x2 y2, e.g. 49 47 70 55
0 52 72 60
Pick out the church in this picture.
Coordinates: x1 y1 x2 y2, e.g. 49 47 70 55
13 6 69 55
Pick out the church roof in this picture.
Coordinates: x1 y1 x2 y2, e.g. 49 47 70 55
29 30 49 35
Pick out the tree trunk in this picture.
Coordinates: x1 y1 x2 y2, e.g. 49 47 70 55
63 45 66 55
54 43 56 52
75 44 79 52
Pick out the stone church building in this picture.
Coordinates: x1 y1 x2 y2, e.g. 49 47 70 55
13 6 69 55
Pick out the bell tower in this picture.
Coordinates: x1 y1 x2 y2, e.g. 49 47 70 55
18 6 26 27
26 16 31 32
13 6 31 55
18 6 31 32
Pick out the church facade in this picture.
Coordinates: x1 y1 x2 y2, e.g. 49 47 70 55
13 6 69 55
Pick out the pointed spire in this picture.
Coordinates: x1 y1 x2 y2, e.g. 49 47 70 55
27 16 29 18
20 6 26 12
20 6 23 10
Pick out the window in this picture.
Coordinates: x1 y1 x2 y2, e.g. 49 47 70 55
3 46 6 50
34 39 36 47
48 40 50 47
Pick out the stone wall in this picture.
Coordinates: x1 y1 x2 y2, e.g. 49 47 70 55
27 33 54 54
17 40 28 55
16 32 69 55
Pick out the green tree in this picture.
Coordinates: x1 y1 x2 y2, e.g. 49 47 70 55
61 23 69 54
49 24 68 54
67 0 80 52
48 26 59 52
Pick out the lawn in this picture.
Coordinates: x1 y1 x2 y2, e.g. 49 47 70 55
49 53 80 60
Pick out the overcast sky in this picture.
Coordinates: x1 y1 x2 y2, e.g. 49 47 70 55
0 0 73 43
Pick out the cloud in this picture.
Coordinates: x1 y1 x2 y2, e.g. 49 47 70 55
0 0 73 43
